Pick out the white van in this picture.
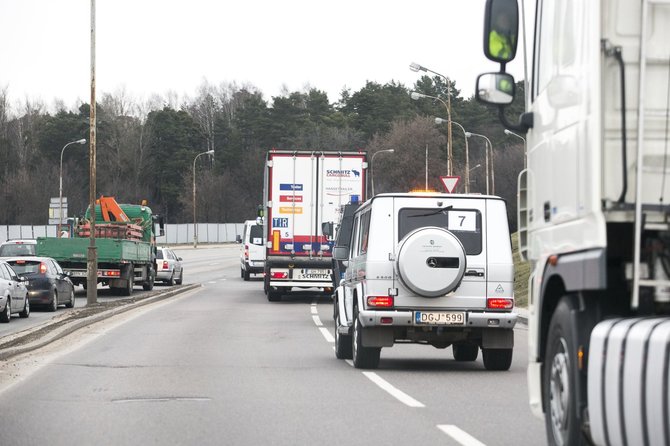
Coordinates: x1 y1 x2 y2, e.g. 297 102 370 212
238 219 265 281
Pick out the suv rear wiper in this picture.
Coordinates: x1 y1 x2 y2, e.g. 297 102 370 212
407 206 453 218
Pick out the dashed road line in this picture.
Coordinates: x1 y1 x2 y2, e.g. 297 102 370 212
362 372 425 408
319 327 334 343
437 425 487 446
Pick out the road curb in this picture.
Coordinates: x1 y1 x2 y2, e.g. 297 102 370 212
0 283 201 361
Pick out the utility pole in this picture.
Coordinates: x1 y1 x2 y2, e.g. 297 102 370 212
87 0 98 305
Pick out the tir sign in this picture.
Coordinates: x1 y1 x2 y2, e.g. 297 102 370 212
440 176 460 193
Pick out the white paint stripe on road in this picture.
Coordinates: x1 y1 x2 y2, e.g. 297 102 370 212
345 359 353 367
312 315 323 326
362 372 425 408
208 281 217 284
437 425 487 446
319 327 335 343
310 306 318 314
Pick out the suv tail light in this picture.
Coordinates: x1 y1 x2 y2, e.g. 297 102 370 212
487 298 514 309
39 262 47 274
162 261 169 270
367 295 394 308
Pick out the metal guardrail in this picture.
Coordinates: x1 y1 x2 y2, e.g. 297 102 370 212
0 223 244 245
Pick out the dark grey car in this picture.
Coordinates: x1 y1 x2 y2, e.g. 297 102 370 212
6 257 75 311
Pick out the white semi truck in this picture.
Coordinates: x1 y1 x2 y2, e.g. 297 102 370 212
477 0 670 444
263 150 367 302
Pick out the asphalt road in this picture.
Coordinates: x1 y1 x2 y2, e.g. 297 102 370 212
0 244 546 445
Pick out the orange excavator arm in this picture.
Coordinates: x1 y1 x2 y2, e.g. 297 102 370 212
97 196 130 222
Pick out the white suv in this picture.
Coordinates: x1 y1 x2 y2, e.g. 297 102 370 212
333 193 517 370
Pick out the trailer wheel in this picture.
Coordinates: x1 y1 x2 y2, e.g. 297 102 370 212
543 295 583 446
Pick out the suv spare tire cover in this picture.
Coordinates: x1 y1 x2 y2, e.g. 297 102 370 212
396 226 466 297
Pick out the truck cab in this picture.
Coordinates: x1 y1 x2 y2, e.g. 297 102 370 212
477 0 670 444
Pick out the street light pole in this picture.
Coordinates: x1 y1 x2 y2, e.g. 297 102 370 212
465 132 494 195
434 117 470 193
59 139 86 236
410 63 453 176
411 90 458 178
193 150 214 248
504 128 527 169
370 149 394 196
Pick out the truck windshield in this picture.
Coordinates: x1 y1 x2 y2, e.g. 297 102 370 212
398 208 482 255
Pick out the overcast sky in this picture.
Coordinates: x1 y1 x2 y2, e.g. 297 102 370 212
0 0 527 111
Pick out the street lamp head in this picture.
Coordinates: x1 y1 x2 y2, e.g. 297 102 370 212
409 62 425 73
465 132 472 138
76 138 87 144
434 117 447 125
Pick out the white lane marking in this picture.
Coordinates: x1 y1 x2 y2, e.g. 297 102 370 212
319 327 335 343
310 306 318 315
220 279 227 281
345 360 353 367
312 315 323 326
362 372 425 408
437 425 487 446
208 281 217 284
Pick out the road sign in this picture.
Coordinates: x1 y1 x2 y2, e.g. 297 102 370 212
440 176 460 193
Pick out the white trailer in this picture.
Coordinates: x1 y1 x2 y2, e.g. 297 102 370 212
477 0 670 444
263 150 367 302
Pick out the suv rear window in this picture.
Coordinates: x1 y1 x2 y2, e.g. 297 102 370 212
398 208 482 255
0 243 36 257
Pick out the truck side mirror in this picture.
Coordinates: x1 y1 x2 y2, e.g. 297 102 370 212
483 0 519 64
476 72 515 105
322 222 334 238
333 246 349 261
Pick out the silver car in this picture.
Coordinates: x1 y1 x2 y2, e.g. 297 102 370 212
155 247 183 286
0 260 29 322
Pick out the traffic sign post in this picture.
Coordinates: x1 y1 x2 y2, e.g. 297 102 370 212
440 176 460 193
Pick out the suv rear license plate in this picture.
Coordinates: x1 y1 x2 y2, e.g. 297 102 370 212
296 269 331 280
414 311 465 325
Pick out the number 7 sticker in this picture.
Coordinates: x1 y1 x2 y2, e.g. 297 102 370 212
448 211 477 232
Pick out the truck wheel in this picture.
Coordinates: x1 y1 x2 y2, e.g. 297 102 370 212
243 268 250 281
543 295 583 446
334 310 353 359
482 348 513 370
352 307 380 369
267 289 281 302
143 267 155 291
122 267 134 296
453 342 479 361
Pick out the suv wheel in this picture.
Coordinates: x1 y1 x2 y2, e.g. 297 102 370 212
352 307 380 369
482 348 513 371
453 342 479 361
334 310 352 359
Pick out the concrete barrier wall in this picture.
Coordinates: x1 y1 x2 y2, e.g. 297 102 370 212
0 223 244 245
